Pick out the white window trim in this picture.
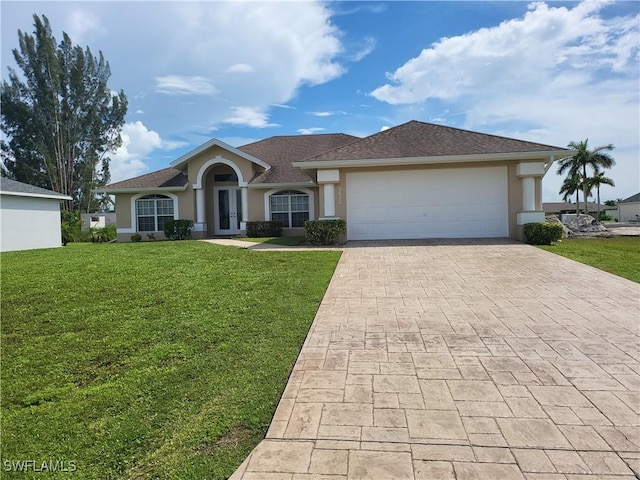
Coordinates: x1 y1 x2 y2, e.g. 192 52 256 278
118 192 179 234
263 187 314 227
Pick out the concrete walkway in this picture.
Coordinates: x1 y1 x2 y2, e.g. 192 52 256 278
200 238 342 252
231 239 640 479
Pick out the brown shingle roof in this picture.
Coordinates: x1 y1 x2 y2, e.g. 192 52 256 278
303 121 567 162
102 167 187 190
239 133 359 184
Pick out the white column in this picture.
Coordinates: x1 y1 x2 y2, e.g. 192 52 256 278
522 176 535 212
323 183 335 217
241 186 249 224
195 187 205 223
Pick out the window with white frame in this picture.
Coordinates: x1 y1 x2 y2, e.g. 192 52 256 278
269 190 309 228
136 194 174 232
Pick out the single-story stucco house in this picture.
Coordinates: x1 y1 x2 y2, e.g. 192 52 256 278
618 193 640 222
0 177 72 252
96 121 570 242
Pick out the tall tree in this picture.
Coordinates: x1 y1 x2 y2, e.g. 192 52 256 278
556 140 615 217
1 14 127 212
559 171 582 215
588 169 615 222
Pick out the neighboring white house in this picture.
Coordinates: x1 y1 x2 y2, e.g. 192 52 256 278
0 177 72 252
80 212 117 230
618 193 640 222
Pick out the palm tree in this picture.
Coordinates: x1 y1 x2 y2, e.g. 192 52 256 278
588 169 615 222
559 171 582 215
557 139 615 216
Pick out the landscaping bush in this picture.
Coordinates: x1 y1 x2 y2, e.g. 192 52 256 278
305 219 346 246
598 212 612 222
163 219 194 240
523 222 563 245
246 221 283 237
130 233 142 242
90 225 117 243
61 210 83 245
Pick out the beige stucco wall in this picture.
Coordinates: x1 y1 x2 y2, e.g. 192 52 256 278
185 146 262 187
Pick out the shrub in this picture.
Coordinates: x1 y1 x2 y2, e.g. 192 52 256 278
90 225 117 243
246 221 283 237
61 210 82 245
163 219 194 240
305 219 346 246
598 212 612 222
130 234 142 242
523 222 563 245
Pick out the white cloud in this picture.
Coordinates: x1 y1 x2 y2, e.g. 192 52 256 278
370 1 639 201
224 107 279 128
271 104 296 110
309 110 347 117
297 127 326 135
349 36 376 62
226 63 255 73
379 125 390 132
154 75 218 96
109 121 162 182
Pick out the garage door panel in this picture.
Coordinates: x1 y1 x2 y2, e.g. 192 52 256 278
346 167 508 240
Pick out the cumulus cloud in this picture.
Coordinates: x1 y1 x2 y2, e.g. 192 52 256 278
297 127 326 135
109 121 162 181
370 1 639 201
154 75 218 95
224 107 279 128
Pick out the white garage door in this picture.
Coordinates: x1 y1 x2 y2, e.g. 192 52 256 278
346 166 508 240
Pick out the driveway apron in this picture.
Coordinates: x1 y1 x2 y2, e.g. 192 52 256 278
231 240 640 479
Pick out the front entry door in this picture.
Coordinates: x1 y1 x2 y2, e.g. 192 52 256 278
214 187 242 235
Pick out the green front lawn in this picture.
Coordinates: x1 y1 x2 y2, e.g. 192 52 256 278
236 236 306 246
1 242 340 479
538 237 640 283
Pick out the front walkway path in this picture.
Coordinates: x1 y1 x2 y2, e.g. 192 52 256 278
231 240 639 479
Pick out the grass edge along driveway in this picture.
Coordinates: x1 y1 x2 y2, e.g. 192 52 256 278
538 236 639 283
1 241 341 479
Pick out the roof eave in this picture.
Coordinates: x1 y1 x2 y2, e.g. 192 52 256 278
170 138 271 171
293 150 570 169
93 184 189 194
0 190 73 200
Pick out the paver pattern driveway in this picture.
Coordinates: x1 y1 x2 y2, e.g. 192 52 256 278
231 240 640 479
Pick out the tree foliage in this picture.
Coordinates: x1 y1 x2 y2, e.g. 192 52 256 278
556 139 615 217
1 14 127 212
587 169 615 222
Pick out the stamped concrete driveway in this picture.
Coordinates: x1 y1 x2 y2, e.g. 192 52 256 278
231 240 640 479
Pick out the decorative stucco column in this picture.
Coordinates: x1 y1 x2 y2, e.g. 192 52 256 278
516 162 546 225
240 185 249 230
194 187 206 232
317 169 340 219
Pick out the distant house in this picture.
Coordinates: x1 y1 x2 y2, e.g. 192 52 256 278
80 212 117 230
542 202 608 222
618 193 640 222
0 178 72 252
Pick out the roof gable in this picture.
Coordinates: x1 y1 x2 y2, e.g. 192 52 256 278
170 138 271 170
302 121 568 162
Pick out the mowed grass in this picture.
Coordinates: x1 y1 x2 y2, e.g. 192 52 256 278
237 236 306 246
1 241 341 479
538 236 640 283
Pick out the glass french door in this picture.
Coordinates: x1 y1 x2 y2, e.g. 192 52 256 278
214 187 242 235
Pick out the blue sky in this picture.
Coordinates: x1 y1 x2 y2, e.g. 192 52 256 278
2 1 639 202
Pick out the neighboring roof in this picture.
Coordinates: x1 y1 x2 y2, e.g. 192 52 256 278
239 133 359 184
543 202 607 212
98 167 188 192
620 193 640 203
300 121 568 164
0 177 72 200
